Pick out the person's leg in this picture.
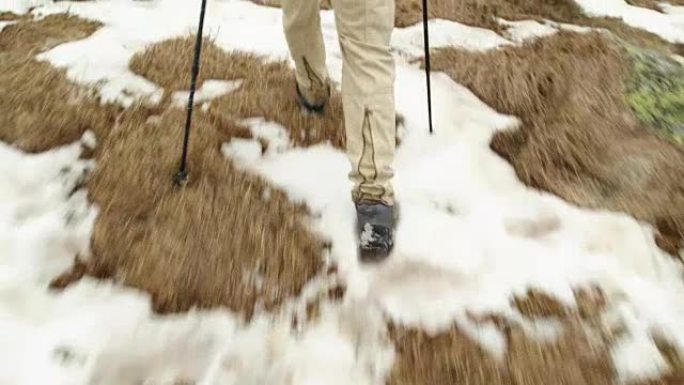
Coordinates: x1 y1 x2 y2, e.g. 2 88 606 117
282 0 331 110
332 0 396 260
332 0 396 205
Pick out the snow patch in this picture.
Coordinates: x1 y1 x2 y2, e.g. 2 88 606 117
80 130 97 150
240 118 291 155
220 118 290 163
674 54 684 65
33 0 293 104
221 139 263 165
572 0 684 43
0 137 393 385
612 332 669 382
391 19 512 57
37 35 163 107
0 20 15 31
499 19 559 43
659 3 684 15
545 20 597 33
0 0 48 14
0 137 96 286
171 79 242 108
498 18 597 43
359 223 377 248
224 59 684 382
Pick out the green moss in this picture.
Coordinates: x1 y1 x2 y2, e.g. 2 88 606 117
623 45 684 145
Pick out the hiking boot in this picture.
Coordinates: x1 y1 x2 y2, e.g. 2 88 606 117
295 80 330 114
356 200 395 263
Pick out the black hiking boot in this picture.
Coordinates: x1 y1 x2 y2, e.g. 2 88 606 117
356 201 395 263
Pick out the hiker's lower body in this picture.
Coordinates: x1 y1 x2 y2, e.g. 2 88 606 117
282 0 397 261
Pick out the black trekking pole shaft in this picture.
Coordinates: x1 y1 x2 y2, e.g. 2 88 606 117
175 0 208 185
422 0 434 135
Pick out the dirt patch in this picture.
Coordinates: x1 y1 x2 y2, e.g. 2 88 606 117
130 37 345 148
430 32 684 257
0 14 118 153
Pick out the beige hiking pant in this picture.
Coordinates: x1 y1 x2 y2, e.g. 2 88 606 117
282 0 396 205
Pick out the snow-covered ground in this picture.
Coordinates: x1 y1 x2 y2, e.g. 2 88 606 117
2 0 684 384
574 0 684 43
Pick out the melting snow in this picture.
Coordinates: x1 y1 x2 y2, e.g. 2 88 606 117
171 79 242 108
572 0 684 43
499 19 559 43
2 0 684 383
391 19 513 56
0 0 48 14
0 20 15 31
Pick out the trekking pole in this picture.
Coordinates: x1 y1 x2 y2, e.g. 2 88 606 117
174 0 209 186
421 0 434 135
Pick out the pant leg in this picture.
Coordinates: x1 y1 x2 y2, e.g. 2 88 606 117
331 0 396 205
282 0 330 104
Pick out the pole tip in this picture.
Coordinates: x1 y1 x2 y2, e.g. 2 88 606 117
173 170 188 187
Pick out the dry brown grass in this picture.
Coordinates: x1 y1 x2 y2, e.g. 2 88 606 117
583 19 683 56
66 107 324 316
249 0 332 8
130 37 261 92
395 0 582 29
212 59 345 148
1 16 326 317
514 288 684 385
390 326 507 385
430 32 684 256
65 40 326 315
397 0 682 55
625 0 662 11
0 11 19 21
130 37 346 148
645 339 684 385
0 14 118 153
390 287 683 385
0 13 99 52
389 289 616 385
